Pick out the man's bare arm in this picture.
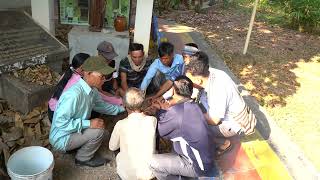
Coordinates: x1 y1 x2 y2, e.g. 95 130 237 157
204 113 221 126
153 80 173 99
120 72 128 92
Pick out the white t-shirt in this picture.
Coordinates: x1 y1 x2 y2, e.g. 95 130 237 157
203 68 245 132
109 113 157 180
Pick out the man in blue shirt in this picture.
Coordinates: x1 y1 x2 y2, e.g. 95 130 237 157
140 42 184 100
49 56 125 167
150 76 214 179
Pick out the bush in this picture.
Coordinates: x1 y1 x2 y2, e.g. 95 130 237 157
155 0 180 13
283 0 320 32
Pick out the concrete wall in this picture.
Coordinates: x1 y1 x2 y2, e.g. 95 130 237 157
134 0 154 54
31 0 55 35
68 26 130 69
0 74 54 114
0 0 31 9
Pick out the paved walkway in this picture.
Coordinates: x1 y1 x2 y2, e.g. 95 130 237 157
158 18 319 180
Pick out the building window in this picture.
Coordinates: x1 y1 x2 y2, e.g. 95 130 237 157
59 0 130 28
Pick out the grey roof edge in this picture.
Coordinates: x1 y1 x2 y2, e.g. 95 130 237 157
188 30 319 180
23 10 68 52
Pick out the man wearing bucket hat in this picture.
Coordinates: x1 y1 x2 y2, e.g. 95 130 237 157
97 41 122 96
97 41 118 60
49 56 125 167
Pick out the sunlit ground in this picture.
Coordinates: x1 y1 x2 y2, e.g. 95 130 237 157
159 24 195 33
265 56 320 170
164 4 320 170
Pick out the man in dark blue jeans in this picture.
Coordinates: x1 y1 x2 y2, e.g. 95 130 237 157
150 75 214 179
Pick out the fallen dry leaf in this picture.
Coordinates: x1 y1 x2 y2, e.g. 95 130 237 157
35 123 42 139
0 115 13 125
6 141 16 148
14 113 24 129
0 139 9 152
23 116 41 124
24 108 41 120
2 127 23 142
3 148 10 165
11 64 60 86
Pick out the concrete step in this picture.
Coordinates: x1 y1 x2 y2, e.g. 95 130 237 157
0 10 68 74
0 74 54 114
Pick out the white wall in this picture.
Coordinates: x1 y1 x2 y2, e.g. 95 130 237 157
68 26 130 69
134 0 154 54
31 0 55 35
0 0 31 9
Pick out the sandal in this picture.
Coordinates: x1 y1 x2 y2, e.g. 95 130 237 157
216 139 232 157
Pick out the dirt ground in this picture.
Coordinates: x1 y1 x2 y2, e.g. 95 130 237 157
162 3 320 170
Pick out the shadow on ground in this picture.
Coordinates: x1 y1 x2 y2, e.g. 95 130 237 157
165 4 320 108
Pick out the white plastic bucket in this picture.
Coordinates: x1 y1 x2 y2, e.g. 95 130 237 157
7 146 54 180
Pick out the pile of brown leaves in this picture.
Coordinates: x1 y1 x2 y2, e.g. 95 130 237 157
12 64 61 86
0 101 51 178
55 24 73 46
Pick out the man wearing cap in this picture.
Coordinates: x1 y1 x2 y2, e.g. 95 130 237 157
97 41 120 95
49 56 125 167
182 43 200 65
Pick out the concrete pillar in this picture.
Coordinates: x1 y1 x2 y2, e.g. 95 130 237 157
133 0 154 54
31 0 55 35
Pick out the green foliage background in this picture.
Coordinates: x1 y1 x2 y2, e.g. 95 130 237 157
239 0 320 33
283 0 320 32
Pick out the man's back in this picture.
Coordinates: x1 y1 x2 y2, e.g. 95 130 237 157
204 68 245 132
109 113 157 180
157 101 214 174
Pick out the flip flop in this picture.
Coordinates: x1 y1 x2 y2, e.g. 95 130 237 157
216 139 232 157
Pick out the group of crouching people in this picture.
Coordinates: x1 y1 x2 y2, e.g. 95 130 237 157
48 40 257 180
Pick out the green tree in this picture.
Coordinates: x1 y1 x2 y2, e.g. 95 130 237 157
283 0 320 32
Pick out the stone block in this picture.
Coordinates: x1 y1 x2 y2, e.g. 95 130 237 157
0 74 54 114
46 51 68 73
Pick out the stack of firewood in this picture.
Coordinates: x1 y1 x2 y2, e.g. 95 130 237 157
0 100 51 178
11 64 61 86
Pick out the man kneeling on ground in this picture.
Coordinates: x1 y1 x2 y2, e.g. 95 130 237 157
49 56 125 167
185 51 257 156
109 88 157 180
150 75 214 179
118 43 153 96
140 42 184 100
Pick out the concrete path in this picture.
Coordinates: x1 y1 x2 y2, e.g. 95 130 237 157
158 18 319 180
